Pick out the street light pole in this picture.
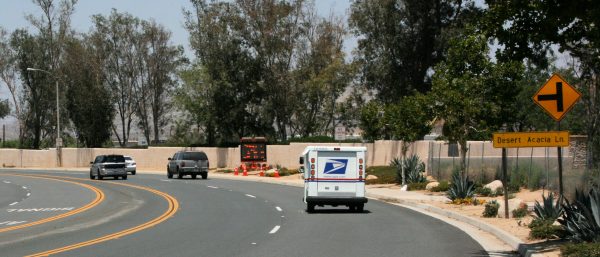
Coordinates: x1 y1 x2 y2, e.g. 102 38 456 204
26 67 62 166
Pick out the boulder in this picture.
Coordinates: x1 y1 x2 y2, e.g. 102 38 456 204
426 181 440 190
366 175 378 180
485 180 503 192
426 175 437 182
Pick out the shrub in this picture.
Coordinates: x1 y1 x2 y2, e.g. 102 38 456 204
561 242 600 257
475 187 493 197
512 203 529 218
447 172 475 201
558 186 600 243
390 155 426 184
365 166 397 184
483 200 499 218
430 181 450 192
528 219 565 240
407 182 428 191
532 193 563 224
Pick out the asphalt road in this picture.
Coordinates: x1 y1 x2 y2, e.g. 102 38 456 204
0 169 488 257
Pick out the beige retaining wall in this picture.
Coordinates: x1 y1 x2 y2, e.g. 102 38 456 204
0 140 575 171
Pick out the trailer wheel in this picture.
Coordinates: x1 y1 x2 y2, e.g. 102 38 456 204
307 203 315 213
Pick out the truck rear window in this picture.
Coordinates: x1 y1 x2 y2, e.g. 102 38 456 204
104 155 125 163
182 152 207 161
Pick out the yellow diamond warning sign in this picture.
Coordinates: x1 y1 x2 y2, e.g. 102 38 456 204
533 73 581 121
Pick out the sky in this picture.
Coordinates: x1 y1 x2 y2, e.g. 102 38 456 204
0 0 354 138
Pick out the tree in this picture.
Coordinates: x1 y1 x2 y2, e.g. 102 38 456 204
89 10 143 147
349 0 480 103
385 94 432 154
429 30 523 173
11 30 55 149
359 101 384 141
0 99 9 119
61 38 114 147
137 20 185 145
484 0 600 168
0 27 22 135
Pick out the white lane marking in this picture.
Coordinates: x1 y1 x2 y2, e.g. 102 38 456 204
3 181 10 184
9 202 18 206
269 225 281 234
7 207 75 212
245 194 256 198
26 193 31 197
0 221 27 226
207 186 219 189
281 215 285 218
275 206 282 212
251 242 257 245
160 179 171 182
22 186 27 189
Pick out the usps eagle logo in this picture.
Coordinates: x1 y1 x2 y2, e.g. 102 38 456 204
324 159 348 174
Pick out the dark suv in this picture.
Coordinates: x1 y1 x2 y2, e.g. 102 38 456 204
90 154 127 180
167 151 209 179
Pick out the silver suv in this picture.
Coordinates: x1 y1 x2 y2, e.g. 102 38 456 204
167 151 209 179
90 154 127 180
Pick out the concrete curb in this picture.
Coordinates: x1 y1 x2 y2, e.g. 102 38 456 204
366 193 524 250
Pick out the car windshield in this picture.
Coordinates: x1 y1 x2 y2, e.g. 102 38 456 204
125 157 132 161
182 152 207 161
104 155 125 163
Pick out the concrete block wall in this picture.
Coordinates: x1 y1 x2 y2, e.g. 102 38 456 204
0 139 576 171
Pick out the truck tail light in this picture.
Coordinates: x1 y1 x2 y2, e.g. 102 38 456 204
359 158 363 164
310 169 315 176
310 158 315 163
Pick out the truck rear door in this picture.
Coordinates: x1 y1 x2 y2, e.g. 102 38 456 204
316 150 358 197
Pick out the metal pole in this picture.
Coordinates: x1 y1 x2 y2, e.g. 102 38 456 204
502 147 509 219
2 124 4 147
55 79 62 167
557 122 563 197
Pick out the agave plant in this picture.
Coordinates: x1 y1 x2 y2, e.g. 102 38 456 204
447 172 475 201
390 155 427 184
532 193 564 223
558 187 600 243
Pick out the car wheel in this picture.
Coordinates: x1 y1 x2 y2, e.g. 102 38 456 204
202 173 207 180
123 175 128 180
97 169 103 180
192 174 197 179
90 171 95 180
176 168 183 179
167 167 173 179
132 170 136 175
307 203 315 213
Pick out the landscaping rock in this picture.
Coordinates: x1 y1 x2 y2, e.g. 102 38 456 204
485 180 503 192
498 198 524 218
366 175 378 180
426 175 437 182
426 181 440 190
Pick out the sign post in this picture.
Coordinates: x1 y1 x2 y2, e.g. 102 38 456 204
532 73 581 197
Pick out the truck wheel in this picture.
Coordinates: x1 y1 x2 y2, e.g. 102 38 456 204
307 203 315 213
167 167 173 179
349 205 356 211
202 173 207 180
90 171 95 180
192 174 197 179
123 175 128 180
356 204 364 212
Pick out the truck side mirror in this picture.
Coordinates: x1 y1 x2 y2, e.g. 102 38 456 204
89 161 93 165
299 157 304 165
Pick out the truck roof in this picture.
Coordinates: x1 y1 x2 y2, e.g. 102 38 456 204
301 146 367 155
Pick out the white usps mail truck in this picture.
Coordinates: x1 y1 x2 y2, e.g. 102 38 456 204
299 146 368 212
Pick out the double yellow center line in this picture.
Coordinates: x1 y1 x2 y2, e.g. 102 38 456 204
1 174 179 257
